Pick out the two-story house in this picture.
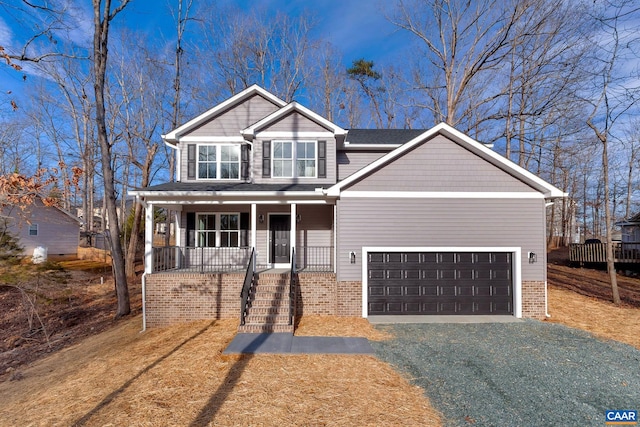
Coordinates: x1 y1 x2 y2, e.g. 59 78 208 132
130 85 565 331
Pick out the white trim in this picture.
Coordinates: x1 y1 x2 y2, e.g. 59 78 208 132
134 199 332 206
175 147 181 181
242 101 346 138
256 131 335 138
164 85 286 141
180 136 246 143
341 191 544 199
251 204 257 249
361 246 522 319
327 123 566 199
342 143 401 149
144 203 154 274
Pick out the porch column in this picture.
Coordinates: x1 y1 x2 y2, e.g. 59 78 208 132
144 202 154 274
290 203 297 262
251 203 257 249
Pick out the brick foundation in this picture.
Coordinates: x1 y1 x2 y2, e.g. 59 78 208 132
521 280 547 320
145 273 546 327
145 273 242 328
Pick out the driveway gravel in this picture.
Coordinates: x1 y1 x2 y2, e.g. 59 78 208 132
372 320 640 427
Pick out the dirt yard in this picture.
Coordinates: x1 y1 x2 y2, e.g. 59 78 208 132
0 260 142 382
0 251 639 425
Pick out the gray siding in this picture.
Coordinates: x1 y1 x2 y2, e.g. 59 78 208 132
336 197 546 282
259 112 329 133
184 94 280 137
348 135 537 192
4 200 80 256
337 151 388 181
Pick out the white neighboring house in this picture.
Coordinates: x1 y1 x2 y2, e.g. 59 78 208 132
1 196 81 259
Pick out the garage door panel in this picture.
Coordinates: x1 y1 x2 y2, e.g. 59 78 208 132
367 251 514 315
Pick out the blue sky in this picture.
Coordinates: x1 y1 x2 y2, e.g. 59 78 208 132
126 0 407 65
0 0 410 107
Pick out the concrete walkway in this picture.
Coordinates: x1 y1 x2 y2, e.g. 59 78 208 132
222 333 374 355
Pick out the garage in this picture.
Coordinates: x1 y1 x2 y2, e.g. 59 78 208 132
367 251 514 315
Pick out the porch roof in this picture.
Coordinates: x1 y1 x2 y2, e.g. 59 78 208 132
129 182 333 204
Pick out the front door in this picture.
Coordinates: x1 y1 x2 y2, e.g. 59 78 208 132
270 215 290 264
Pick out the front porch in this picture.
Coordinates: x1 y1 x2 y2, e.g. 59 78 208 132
150 245 335 273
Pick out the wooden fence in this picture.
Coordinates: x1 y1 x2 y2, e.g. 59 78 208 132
569 242 640 264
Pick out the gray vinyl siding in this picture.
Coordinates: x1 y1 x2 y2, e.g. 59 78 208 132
336 197 546 282
337 151 388 181
252 136 337 185
4 201 80 256
258 112 329 133
348 135 537 192
184 94 280 137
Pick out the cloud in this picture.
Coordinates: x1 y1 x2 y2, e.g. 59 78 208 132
0 16 14 47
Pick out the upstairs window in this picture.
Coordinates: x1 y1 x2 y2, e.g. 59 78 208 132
29 224 38 236
271 141 316 178
197 144 240 180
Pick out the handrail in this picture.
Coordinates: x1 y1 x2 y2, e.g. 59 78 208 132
289 247 296 326
240 248 256 326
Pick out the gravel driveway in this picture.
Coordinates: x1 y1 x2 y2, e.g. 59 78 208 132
372 321 640 427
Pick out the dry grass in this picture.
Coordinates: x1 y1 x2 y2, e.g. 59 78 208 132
0 316 440 426
295 315 392 341
547 285 640 350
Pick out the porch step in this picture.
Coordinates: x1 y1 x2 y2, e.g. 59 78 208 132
239 273 296 334
245 314 290 324
238 324 294 333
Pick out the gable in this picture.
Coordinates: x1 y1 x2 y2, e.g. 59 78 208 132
257 111 333 134
346 134 538 193
183 94 281 138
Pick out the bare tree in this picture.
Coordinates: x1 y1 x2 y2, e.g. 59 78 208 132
390 0 528 131
584 0 640 305
92 0 131 317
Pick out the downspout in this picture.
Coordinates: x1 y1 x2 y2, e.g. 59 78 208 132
136 195 149 332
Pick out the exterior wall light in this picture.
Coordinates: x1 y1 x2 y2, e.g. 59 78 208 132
528 252 537 264
296 214 302 223
350 251 356 264
258 214 265 223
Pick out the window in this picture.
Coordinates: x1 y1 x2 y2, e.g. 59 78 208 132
272 141 316 178
272 141 293 177
220 214 239 247
197 144 240 180
196 213 240 247
296 141 316 177
196 214 216 247
29 224 38 236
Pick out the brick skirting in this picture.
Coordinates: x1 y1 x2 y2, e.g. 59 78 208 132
145 273 242 328
144 273 546 327
521 280 547 320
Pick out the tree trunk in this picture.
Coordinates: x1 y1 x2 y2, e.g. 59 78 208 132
93 0 130 317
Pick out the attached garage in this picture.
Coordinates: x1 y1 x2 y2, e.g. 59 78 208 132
365 248 518 316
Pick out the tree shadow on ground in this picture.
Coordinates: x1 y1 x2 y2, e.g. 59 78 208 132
72 320 217 427
189 333 272 426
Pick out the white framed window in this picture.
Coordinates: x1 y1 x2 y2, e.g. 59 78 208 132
272 140 316 178
196 213 240 247
29 223 38 236
197 144 240 180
